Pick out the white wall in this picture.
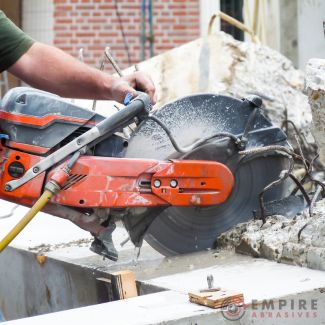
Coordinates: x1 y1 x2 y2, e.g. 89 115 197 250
298 0 325 68
199 0 220 36
22 0 54 45
243 0 281 51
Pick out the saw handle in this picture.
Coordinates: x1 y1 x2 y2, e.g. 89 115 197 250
97 92 151 136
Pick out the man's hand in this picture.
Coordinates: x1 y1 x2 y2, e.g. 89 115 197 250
109 71 157 104
9 42 157 105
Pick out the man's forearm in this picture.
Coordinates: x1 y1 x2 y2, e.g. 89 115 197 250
9 42 117 100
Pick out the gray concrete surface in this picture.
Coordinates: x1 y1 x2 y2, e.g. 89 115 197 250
0 201 163 321
2 200 325 324
0 201 230 321
2 252 325 324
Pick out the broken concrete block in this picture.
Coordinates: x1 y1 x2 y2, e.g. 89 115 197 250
259 240 281 261
217 199 325 272
281 242 307 267
306 247 325 271
306 59 325 164
235 237 260 258
125 32 311 133
217 222 248 248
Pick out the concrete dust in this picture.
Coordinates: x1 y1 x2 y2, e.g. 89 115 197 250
28 238 92 254
125 94 222 159
124 32 312 137
217 199 325 271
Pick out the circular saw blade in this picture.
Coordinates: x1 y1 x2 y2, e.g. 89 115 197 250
125 94 289 256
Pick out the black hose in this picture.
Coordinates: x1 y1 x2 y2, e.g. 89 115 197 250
67 151 81 169
147 115 240 154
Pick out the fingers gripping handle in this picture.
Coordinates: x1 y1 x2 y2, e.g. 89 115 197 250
96 92 151 135
124 92 133 105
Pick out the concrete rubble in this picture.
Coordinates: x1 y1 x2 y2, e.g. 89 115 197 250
306 58 325 164
217 199 325 271
126 31 312 135
216 57 325 272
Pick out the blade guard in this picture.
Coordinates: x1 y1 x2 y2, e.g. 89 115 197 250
151 160 234 206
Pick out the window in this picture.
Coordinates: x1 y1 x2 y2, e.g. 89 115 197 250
220 0 244 41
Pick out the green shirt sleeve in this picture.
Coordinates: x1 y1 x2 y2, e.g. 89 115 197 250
0 10 34 72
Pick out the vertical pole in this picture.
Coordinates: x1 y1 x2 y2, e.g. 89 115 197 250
149 0 154 57
252 0 259 35
140 0 146 61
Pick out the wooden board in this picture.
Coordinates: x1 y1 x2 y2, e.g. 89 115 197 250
189 288 244 309
111 270 138 300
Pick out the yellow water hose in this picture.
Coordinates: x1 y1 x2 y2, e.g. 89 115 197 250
0 189 54 252
252 0 259 36
208 10 260 43
0 151 80 253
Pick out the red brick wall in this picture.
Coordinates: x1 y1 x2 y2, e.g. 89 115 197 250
53 0 200 71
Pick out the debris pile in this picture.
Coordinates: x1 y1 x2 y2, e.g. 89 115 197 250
129 31 312 134
217 58 325 272
217 199 325 271
306 58 325 164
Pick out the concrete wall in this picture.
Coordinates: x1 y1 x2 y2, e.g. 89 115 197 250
22 0 54 45
298 0 325 68
0 246 163 322
280 0 298 67
243 0 325 69
263 0 281 51
277 0 325 68
199 0 220 36
0 248 107 321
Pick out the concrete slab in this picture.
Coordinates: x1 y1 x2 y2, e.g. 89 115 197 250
2 291 222 325
0 200 163 263
0 200 161 321
0 201 229 279
2 254 325 324
145 252 325 302
2 200 325 324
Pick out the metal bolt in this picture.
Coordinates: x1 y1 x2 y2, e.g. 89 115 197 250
33 167 39 173
246 95 263 108
77 139 82 145
237 138 247 150
153 179 161 188
4 184 11 192
170 179 178 188
207 274 214 289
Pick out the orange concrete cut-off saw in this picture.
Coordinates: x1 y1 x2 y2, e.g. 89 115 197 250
0 88 289 260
